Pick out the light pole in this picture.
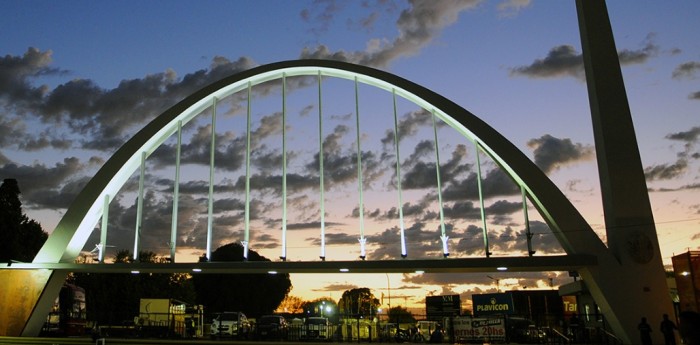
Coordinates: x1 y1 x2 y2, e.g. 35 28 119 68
385 273 391 311
487 275 500 292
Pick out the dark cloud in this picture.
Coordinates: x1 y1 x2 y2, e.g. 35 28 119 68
527 220 563 255
150 111 291 172
306 231 359 247
672 61 700 79
380 109 432 147
616 33 659 65
690 91 700 100
644 127 700 181
305 125 384 189
25 176 91 210
0 47 59 110
18 133 73 151
645 161 688 181
3 49 258 152
300 1 482 68
442 201 481 220
313 283 358 292
510 34 660 80
286 221 345 230
402 271 566 297
367 222 447 260
666 127 700 143
509 45 584 79
401 142 470 190
442 168 520 202
527 135 594 173
0 117 26 148
0 157 88 209
485 200 522 216
233 172 318 197
450 220 562 257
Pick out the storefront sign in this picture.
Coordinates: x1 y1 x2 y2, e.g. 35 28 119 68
472 293 514 316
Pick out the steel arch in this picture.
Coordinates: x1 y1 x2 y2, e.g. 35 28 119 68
33 59 607 265
25 59 642 341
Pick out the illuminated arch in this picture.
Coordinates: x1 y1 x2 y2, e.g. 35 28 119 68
27 59 638 340
34 59 608 264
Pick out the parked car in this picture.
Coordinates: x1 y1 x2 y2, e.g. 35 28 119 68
302 316 330 340
256 315 288 339
210 312 250 338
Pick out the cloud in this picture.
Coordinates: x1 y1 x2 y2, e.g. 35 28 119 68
0 116 26 148
380 108 432 147
400 142 470 190
672 61 700 79
527 135 594 173
304 124 384 189
645 126 700 181
497 0 531 18
645 161 688 181
0 157 88 209
367 222 447 260
0 47 59 110
616 33 659 65
3 49 258 152
300 0 345 36
509 45 585 79
451 220 562 257
442 168 520 201
300 0 482 68
690 91 700 100
667 127 700 143
510 34 660 80
313 283 359 292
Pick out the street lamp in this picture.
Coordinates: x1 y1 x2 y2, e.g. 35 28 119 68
487 275 500 292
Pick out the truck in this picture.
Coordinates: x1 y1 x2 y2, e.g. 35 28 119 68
135 298 190 338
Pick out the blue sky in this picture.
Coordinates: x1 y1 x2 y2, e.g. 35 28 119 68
1 0 699 310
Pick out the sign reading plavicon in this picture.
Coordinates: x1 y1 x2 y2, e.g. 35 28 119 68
472 293 514 316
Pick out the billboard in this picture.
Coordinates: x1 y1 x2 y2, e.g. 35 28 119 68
451 316 506 342
472 293 514 316
425 295 461 320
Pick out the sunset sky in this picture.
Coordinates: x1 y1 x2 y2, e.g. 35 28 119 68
1 0 698 313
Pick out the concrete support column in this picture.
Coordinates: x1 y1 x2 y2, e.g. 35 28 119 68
0 269 66 336
576 0 674 343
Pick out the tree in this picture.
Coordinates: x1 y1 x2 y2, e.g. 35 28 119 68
338 288 380 318
71 250 196 324
276 295 305 314
0 179 48 262
191 242 292 317
301 297 340 323
387 306 416 324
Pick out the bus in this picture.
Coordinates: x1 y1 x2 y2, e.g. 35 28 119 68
43 283 87 336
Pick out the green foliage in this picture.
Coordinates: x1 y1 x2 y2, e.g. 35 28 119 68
338 287 380 318
191 242 292 317
0 179 48 262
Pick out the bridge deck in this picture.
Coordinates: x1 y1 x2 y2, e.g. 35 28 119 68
2 254 595 274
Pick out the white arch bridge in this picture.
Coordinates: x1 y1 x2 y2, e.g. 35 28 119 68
0 2 674 341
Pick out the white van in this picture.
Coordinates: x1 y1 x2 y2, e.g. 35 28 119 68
210 312 250 338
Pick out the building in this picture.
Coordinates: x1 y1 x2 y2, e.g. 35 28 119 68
672 251 700 313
